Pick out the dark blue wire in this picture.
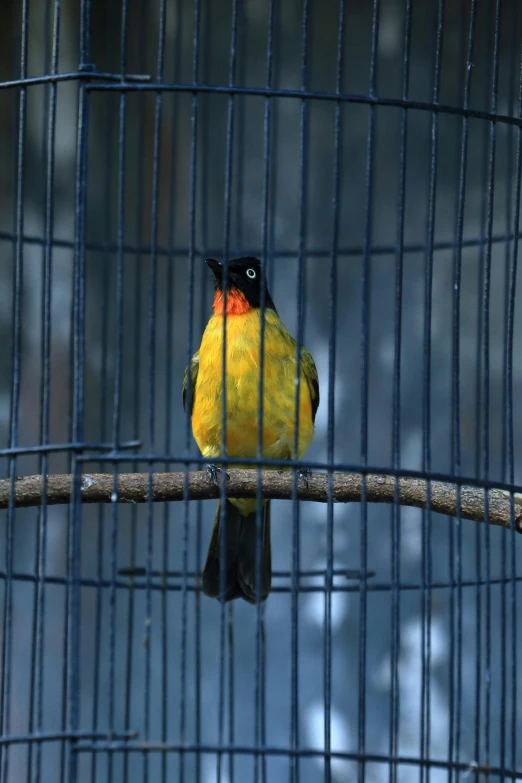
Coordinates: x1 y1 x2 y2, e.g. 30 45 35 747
127 57 147 783
267 0 281 293
180 0 197 767
453 3 478 781
499 8 519 779
123 2 148 780
194 7 210 781
482 1 502 773
254 0 267 753
451 3 467 775
234 0 245 258
420 1 445 779
79 0 91 69
507 40 522 783
289 3 311 781
68 75 89 783
1 1 28 780
4 229 522 265
108 0 129 779
29 2 60 781
194 262 207 783
389 2 412 780
165 4 183 782
26 3 52 776
324 1 346 781
62 154 76 783
255 0 277 780
62 3 91 780
217 2 240 782
226 6 244 776
472 3 495 778
70 738 522 777
91 69 113 783
358 2 380 781
144 1 168 781
0 567 519 593
472 3 489 776
82 78 522 132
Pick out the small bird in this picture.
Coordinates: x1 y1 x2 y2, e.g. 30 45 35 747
183 257 319 603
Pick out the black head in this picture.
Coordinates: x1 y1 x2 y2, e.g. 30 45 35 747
206 257 277 312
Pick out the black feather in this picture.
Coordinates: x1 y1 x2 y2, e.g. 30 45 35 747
202 500 272 604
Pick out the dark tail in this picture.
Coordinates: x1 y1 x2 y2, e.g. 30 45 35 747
202 500 272 604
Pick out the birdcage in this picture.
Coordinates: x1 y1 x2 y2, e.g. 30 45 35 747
0 0 520 781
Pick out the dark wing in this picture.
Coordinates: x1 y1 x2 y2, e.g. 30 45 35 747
182 352 199 413
301 347 320 424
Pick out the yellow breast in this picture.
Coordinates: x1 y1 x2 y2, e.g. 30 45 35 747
191 309 314 462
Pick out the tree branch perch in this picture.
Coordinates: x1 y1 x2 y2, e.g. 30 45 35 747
0 470 521 533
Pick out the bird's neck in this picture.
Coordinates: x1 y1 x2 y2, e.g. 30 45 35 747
213 288 251 316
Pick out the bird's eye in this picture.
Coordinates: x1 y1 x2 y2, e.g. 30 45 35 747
246 268 256 279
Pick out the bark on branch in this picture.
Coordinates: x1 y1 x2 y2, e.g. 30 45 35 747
0 470 521 533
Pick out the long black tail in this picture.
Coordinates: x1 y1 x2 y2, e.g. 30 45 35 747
202 500 272 603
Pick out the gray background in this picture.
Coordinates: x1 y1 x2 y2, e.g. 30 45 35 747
0 0 521 781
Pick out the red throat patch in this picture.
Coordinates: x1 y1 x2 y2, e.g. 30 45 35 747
213 288 251 316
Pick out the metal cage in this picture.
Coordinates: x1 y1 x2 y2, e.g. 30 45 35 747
0 0 521 781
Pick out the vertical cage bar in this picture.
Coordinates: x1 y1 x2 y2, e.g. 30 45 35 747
389 1 413 780
324 0 346 781
359 1 380 781
452 2 477 779
255 0 278 780
482 0 502 774
194 3 210 779
1 0 29 779
472 3 494 774
30 1 61 781
179 0 197 767
420 0 446 780
289 3 311 781
144 0 168 781
27 0 52 776
499 5 520 778
69 47 90 783
267 1 281 292
217 1 239 781
451 1 467 775
91 72 114 783
108 0 129 780
506 34 522 783
164 3 183 782
122 0 148 780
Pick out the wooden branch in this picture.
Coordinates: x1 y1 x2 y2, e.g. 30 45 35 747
0 470 521 533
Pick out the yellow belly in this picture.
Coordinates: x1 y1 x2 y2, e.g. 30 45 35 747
191 309 315 472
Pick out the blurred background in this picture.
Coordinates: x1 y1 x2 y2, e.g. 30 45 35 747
0 0 521 780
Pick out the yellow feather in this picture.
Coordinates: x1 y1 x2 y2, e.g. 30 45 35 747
191 308 316 514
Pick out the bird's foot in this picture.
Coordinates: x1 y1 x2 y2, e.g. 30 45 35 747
298 467 312 488
206 464 228 485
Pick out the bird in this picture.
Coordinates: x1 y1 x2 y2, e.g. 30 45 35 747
183 257 319 603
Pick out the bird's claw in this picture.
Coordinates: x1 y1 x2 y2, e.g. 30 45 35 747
298 467 312 488
206 464 229 485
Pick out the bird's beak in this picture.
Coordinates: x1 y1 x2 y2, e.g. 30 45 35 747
206 258 222 273
206 258 223 287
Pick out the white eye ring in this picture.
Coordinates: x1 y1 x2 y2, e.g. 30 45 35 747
246 268 256 279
